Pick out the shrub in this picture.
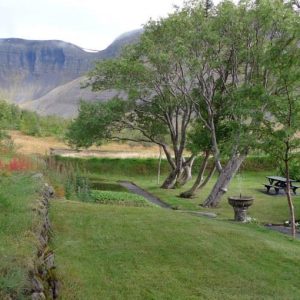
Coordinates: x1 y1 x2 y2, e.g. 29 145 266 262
278 160 300 181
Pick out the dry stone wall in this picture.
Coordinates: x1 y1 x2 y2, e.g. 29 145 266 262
27 178 58 300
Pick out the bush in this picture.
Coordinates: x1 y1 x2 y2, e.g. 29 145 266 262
278 160 300 181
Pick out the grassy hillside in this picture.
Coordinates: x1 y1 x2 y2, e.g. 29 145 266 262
51 200 300 300
0 174 40 299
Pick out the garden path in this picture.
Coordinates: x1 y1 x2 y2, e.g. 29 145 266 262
118 181 171 208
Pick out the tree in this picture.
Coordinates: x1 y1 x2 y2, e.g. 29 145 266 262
66 99 128 148
78 11 199 189
262 5 300 237
180 121 216 198
198 0 299 207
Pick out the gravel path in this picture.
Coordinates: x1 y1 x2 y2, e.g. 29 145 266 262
265 225 300 239
118 181 171 208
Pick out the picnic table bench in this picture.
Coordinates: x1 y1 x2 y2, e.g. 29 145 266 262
264 176 299 195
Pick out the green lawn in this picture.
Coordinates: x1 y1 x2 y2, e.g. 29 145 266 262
86 171 300 224
56 156 300 224
0 174 40 299
51 200 300 300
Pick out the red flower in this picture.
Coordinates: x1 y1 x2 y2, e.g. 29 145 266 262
6 157 32 171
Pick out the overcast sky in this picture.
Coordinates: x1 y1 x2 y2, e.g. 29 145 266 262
0 0 187 50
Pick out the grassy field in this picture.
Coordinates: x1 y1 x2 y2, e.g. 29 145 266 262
0 174 40 299
50 200 300 300
130 171 300 224
55 155 299 224
3 133 299 299
9 130 160 157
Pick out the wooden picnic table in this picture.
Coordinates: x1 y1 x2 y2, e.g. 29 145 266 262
264 176 299 195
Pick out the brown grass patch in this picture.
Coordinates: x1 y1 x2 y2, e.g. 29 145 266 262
8 131 162 158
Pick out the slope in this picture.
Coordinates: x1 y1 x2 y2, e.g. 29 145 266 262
20 76 120 117
50 199 300 299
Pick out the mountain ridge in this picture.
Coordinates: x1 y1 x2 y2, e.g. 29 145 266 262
0 29 142 116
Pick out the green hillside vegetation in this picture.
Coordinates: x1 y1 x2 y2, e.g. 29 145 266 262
0 99 70 138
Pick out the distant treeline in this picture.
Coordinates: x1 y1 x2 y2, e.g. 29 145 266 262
0 100 70 138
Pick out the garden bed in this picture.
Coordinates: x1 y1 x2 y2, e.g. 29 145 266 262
90 190 153 207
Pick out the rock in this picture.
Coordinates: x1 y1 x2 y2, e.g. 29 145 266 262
44 253 55 270
31 292 46 300
39 235 47 248
29 181 58 299
32 173 44 180
31 277 44 293
194 212 217 218
179 211 217 218
44 184 55 198
51 280 60 299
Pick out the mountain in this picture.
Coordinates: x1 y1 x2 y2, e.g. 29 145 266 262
20 77 120 117
100 29 143 58
0 38 99 102
0 29 142 117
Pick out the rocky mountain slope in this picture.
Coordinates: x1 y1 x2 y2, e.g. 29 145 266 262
21 77 119 117
0 29 142 117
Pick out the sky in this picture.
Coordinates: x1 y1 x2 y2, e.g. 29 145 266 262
0 0 187 51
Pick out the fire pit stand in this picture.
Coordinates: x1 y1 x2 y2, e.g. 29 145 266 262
228 196 254 222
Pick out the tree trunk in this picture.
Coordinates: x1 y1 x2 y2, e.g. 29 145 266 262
157 146 162 185
176 156 196 187
284 159 296 239
180 151 210 198
161 169 180 189
202 153 247 207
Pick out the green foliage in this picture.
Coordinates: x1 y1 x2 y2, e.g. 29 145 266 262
0 99 69 138
19 110 70 138
55 156 171 176
278 160 300 181
259 0 300 183
62 172 91 201
20 110 41 136
90 190 152 206
66 99 127 148
90 181 128 192
0 100 21 130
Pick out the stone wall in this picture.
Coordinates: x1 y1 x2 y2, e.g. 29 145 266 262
27 180 59 300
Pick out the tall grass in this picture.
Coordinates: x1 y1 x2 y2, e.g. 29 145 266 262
54 155 279 179
44 155 91 201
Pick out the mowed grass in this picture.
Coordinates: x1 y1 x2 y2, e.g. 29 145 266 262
51 200 300 300
55 156 300 224
0 174 40 299
86 171 300 224
135 172 300 224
